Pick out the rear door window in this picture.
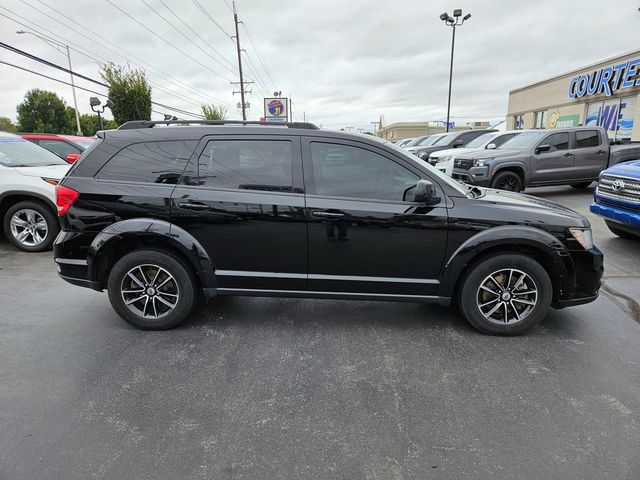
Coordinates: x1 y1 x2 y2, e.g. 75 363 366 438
197 139 293 192
96 140 197 184
575 130 599 148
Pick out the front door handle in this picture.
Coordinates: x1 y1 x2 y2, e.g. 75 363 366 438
563 152 574 157
596 149 606 155
178 201 211 211
312 211 345 218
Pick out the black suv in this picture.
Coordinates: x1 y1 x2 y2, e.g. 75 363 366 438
54 121 603 335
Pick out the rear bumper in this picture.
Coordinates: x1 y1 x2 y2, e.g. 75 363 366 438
54 230 101 291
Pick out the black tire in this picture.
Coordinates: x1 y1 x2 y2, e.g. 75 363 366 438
459 253 552 335
605 220 639 240
570 182 592 189
2 200 59 252
107 249 196 330
490 171 523 192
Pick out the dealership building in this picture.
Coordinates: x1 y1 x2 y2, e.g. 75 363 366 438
507 49 640 141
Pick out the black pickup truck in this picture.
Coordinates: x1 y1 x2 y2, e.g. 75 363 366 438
451 127 640 191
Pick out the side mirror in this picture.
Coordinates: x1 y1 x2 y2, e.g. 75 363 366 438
535 144 551 154
486 143 497 150
66 153 80 163
452 140 464 148
415 179 441 205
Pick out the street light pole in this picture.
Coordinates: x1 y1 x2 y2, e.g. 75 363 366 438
17 30 82 135
439 10 471 133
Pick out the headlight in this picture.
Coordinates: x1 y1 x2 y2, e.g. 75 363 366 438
41 177 59 186
569 227 594 250
472 158 491 167
433 155 451 163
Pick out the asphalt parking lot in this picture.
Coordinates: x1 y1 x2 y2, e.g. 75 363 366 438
1 186 638 480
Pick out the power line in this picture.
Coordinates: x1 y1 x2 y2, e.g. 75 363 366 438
156 0 237 72
240 21 277 91
2 5 232 108
242 51 271 97
139 0 237 76
104 0 233 82
191 0 234 40
0 43 205 118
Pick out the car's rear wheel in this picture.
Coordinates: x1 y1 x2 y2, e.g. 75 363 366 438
570 182 592 189
3 200 59 252
490 171 523 192
459 253 552 335
605 220 638 240
107 250 196 330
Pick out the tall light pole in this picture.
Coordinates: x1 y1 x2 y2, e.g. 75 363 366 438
439 10 471 133
17 30 83 135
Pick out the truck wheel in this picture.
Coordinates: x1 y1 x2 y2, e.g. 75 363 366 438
490 171 523 192
570 182 592 189
605 220 638 240
459 253 552 335
3 200 59 252
107 249 196 330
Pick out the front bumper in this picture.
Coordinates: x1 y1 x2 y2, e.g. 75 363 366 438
452 166 491 187
590 199 640 228
555 246 604 309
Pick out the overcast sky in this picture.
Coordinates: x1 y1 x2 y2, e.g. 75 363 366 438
1 0 638 131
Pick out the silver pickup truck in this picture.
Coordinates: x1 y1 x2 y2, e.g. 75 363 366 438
451 126 640 191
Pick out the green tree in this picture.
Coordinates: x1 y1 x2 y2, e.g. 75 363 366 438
79 114 119 136
16 89 75 134
100 63 152 125
0 117 17 132
201 104 227 120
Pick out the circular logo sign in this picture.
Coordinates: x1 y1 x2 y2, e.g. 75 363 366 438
549 111 560 129
612 179 626 191
267 99 285 117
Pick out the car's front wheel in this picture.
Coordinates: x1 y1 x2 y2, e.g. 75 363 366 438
107 250 196 330
490 171 523 192
459 253 552 335
3 200 59 252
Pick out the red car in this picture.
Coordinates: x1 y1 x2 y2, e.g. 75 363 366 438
20 133 96 163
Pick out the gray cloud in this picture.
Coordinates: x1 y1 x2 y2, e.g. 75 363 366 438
0 0 638 130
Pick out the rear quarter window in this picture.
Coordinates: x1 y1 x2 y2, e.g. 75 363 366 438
96 140 197 184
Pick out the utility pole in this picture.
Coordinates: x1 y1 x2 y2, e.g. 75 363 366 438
233 2 247 120
371 121 379 134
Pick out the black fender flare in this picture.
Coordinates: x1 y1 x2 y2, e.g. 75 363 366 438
87 218 216 291
490 162 528 184
0 190 57 213
437 225 575 300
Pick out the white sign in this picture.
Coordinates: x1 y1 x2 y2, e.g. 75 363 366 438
264 97 288 123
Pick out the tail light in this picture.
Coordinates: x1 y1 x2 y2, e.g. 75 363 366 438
56 185 79 216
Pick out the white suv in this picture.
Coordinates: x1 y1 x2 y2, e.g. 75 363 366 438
0 132 70 251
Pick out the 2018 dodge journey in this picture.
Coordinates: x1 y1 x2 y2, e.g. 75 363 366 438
53 121 604 335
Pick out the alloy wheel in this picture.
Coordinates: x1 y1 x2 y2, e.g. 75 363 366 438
120 264 180 319
497 177 519 191
9 209 48 247
476 268 538 325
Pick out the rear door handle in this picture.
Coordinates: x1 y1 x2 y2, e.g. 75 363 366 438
563 152 574 157
312 211 344 218
178 201 211 211
596 149 606 154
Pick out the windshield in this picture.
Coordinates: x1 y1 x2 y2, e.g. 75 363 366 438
0 135 68 167
431 132 458 146
465 133 497 149
404 136 428 147
499 131 546 149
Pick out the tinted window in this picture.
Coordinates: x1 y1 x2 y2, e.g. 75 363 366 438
576 130 599 148
97 140 196 184
310 142 419 202
198 139 293 192
541 133 569 152
39 140 81 158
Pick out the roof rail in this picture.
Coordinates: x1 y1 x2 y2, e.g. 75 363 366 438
118 120 320 130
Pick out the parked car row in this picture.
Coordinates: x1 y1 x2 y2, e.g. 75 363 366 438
20 133 96 163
